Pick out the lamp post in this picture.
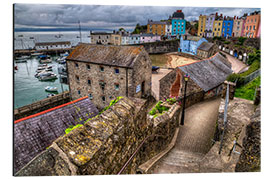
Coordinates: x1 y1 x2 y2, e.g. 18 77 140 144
180 73 190 125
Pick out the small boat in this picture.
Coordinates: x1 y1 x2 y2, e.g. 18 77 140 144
16 55 30 60
18 34 23 37
31 52 43 56
45 86 58 92
60 52 69 57
15 59 27 63
56 56 67 63
47 93 56 98
29 37 34 39
39 55 52 63
39 72 57 81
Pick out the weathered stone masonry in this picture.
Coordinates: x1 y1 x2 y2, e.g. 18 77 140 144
67 44 152 110
16 97 181 176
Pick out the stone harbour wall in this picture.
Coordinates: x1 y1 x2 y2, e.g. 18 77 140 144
15 97 181 176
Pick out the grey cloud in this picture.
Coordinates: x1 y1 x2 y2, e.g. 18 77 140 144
14 3 260 30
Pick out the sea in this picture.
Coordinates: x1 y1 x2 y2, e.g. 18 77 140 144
14 31 91 108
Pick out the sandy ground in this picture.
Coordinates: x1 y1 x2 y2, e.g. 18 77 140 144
166 54 198 68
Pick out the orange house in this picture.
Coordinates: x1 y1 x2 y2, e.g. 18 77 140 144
147 20 167 36
243 11 260 38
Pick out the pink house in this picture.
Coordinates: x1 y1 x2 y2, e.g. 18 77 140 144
256 21 261 38
140 34 161 43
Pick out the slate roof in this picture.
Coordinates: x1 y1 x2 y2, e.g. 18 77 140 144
148 21 168 25
178 53 232 92
184 35 202 42
67 43 146 68
14 97 99 173
197 42 215 51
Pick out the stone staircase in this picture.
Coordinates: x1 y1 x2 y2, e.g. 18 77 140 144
150 149 204 174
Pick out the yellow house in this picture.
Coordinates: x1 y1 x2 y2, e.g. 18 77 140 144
198 15 206 37
212 20 223 37
147 20 167 36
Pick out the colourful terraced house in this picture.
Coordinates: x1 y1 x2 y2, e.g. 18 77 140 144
171 10 186 37
222 16 234 38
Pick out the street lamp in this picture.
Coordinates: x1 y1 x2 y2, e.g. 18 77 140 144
180 73 190 125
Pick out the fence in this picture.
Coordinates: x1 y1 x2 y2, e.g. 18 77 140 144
219 83 229 154
243 69 260 85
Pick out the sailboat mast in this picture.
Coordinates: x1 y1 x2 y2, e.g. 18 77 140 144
78 20 82 43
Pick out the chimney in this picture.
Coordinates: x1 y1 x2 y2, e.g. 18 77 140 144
234 16 236 20
221 14 223 17
216 12 218 16
177 10 182 13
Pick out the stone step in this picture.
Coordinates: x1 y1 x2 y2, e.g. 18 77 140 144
162 150 204 165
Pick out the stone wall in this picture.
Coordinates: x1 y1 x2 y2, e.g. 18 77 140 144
15 97 181 176
130 40 179 54
14 92 71 120
221 81 236 100
235 105 261 172
67 47 151 110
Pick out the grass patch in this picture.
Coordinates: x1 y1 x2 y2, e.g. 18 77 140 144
149 54 169 67
235 76 260 100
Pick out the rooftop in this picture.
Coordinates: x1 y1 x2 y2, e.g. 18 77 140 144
67 43 146 68
14 96 99 173
178 53 232 92
197 42 215 51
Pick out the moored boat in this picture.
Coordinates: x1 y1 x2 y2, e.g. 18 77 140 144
39 72 57 81
45 86 58 92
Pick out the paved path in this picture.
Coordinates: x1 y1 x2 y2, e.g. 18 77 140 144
222 53 248 74
150 97 221 174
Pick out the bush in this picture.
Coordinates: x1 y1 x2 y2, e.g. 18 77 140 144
224 41 230 44
149 101 169 116
247 49 260 65
237 37 247 45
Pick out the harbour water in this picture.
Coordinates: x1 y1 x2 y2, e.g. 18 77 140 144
14 31 91 50
14 56 69 108
14 31 94 108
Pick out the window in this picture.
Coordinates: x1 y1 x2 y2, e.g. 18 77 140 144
115 84 119 90
250 26 252 30
75 75 80 82
253 25 256 30
86 64 90 70
88 79 91 85
102 96 106 102
78 90 81 95
89 94 93 100
100 66 104 72
246 26 248 30
115 68 119 74
255 18 257 22
228 22 230 26
75 63 79 68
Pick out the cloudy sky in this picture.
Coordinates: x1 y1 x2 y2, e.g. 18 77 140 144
14 3 260 31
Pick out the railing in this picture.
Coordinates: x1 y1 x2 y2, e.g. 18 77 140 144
243 69 260 85
219 83 229 154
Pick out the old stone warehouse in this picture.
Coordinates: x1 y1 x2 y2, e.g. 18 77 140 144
66 44 152 110
14 42 260 176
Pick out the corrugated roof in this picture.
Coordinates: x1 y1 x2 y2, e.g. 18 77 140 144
14 97 99 173
178 53 232 92
35 41 71 46
67 43 146 68
197 42 215 51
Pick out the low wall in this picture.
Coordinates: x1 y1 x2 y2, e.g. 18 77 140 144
177 52 203 60
130 40 179 54
15 97 181 176
14 91 71 120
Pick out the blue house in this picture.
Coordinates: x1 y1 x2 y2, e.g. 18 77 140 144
179 35 208 55
171 10 186 37
222 17 234 38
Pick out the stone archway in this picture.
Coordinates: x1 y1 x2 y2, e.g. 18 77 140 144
238 51 243 60
170 72 182 97
233 49 238 58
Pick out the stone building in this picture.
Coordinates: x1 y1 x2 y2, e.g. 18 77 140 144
147 20 167 36
66 44 152 110
90 32 112 45
159 52 232 105
197 42 219 58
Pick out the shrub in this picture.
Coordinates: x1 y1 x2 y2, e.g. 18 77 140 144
65 124 83 134
166 97 177 105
